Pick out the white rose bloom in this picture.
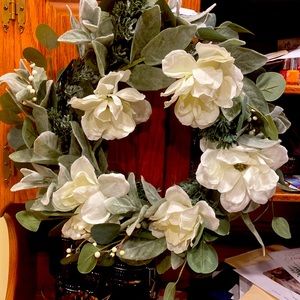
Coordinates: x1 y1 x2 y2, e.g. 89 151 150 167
196 143 288 213
161 42 243 128
69 70 152 140
53 156 130 226
62 214 92 240
149 185 219 254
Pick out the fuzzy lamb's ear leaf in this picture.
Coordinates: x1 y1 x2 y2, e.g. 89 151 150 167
129 65 174 91
141 24 197 66
229 47 268 75
130 5 161 63
22 117 38 148
92 40 107 76
163 282 176 300
58 29 91 44
36 24 59 50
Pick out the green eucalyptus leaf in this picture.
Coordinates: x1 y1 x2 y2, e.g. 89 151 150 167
156 255 171 274
203 232 218 242
130 5 161 62
16 210 41 232
129 64 174 91
7 127 25 150
36 24 59 50
163 282 176 300
92 40 107 77
229 47 267 75
120 238 167 261
187 241 218 274
196 27 227 42
22 117 37 148
272 217 291 239
141 176 162 204
77 243 98 274
23 47 47 69
91 223 121 245
141 25 197 66
97 147 108 173
256 72 286 102
243 78 269 114
0 110 22 125
0 92 21 113
61 252 79 265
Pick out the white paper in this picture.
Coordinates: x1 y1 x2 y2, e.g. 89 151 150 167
236 260 300 300
276 48 300 60
269 248 300 283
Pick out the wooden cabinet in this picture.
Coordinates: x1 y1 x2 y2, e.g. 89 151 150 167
272 85 300 202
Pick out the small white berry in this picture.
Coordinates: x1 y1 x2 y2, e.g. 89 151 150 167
94 251 101 258
249 129 255 136
30 63 36 68
76 233 81 239
136 223 141 229
28 75 34 81
66 254 71 258
112 247 117 253
110 252 115 257
93 242 97 247
26 85 32 90
247 117 252 122
32 97 37 102
119 250 125 256
252 116 258 121
30 89 35 94
66 248 72 254
32 70 38 75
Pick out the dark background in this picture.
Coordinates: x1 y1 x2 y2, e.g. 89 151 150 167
201 0 300 53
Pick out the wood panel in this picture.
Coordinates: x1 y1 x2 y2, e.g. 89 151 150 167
182 0 201 11
0 1 78 215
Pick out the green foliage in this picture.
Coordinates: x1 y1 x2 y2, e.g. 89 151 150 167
36 24 59 50
163 282 176 300
91 223 121 244
77 243 98 274
23 47 47 69
187 241 218 274
200 116 238 149
16 210 41 232
272 217 291 239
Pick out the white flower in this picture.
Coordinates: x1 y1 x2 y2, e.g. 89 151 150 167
196 143 288 213
69 70 152 140
161 42 243 128
149 185 219 254
62 214 92 240
53 156 130 226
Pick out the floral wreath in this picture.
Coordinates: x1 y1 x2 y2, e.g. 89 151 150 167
0 0 292 297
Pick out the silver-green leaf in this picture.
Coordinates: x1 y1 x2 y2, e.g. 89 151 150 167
272 217 291 239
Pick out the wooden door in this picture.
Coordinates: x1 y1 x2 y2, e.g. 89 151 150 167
0 0 78 215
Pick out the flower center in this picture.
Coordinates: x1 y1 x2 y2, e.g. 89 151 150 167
234 163 248 172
